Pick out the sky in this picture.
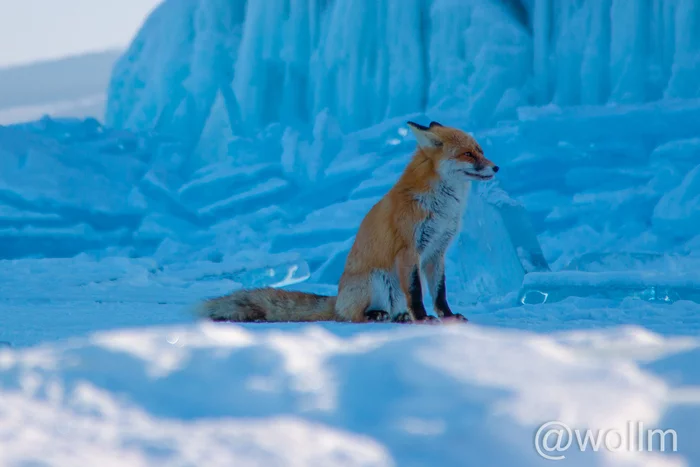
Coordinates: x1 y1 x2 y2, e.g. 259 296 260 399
0 0 163 67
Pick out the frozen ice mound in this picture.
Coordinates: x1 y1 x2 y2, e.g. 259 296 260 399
106 0 700 174
178 162 282 209
0 119 152 258
6 98 700 309
519 270 700 305
1 323 698 466
517 251 700 305
105 0 533 161
653 163 700 241
93 0 700 307
449 183 547 305
489 100 700 306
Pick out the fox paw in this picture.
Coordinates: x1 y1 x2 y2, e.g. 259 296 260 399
392 313 439 324
416 315 439 324
442 313 468 323
392 312 413 323
365 310 390 322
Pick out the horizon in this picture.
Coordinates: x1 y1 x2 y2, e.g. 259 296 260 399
0 0 161 68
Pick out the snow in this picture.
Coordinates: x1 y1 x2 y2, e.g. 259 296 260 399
1 0 700 465
1 323 699 467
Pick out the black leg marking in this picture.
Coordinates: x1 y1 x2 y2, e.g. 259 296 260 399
434 274 468 322
409 268 429 321
434 273 454 317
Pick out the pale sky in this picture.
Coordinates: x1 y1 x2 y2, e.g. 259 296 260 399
0 0 163 67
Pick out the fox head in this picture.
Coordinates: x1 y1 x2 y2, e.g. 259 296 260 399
407 121 499 182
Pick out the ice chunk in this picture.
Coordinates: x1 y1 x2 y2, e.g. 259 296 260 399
518 270 700 305
310 237 356 285
281 110 344 185
565 252 693 273
648 138 700 192
0 125 145 217
244 259 311 289
178 162 281 208
0 224 128 260
0 204 63 228
198 178 292 219
271 197 380 254
196 258 311 290
653 164 700 240
483 184 549 273
449 184 526 304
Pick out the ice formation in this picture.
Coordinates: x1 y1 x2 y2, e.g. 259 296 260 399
106 0 700 169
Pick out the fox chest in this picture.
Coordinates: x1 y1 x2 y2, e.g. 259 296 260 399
414 183 468 260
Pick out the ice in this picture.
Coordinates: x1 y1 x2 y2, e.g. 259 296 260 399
6 91 700 311
7 96 700 308
0 118 191 259
519 270 700 305
198 178 292 219
106 0 534 160
0 125 143 216
482 184 549 273
449 184 526 304
106 0 700 170
178 162 281 208
653 164 700 240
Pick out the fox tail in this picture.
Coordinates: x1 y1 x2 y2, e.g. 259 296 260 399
196 288 338 322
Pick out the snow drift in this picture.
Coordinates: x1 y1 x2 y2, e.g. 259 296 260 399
1 323 698 466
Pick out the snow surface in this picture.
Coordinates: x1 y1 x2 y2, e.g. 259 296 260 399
1 322 699 467
1 0 700 465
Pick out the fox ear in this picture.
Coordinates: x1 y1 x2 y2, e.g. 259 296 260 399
407 121 443 148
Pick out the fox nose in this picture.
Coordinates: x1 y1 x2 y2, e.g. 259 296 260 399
492 166 500 173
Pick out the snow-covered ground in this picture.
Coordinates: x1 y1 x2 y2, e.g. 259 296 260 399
1 323 699 467
2 0 700 465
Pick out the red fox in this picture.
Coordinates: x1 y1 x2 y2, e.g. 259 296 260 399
198 121 498 323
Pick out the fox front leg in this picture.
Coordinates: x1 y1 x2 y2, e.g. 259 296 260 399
424 256 468 322
395 248 437 324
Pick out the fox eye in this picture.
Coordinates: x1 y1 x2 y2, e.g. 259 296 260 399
462 151 474 159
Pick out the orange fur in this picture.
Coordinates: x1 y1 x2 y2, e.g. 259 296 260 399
197 121 498 323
